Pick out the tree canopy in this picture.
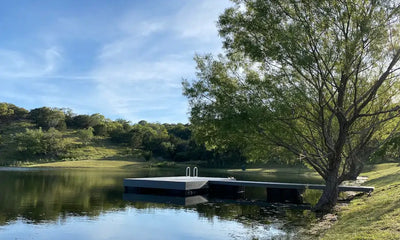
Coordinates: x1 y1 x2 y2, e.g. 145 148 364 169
184 0 400 211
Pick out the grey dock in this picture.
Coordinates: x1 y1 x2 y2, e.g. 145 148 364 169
123 176 374 204
124 176 226 191
207 179 374 192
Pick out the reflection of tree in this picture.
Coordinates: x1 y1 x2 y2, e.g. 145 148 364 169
128 200 316 236
0 170 129 225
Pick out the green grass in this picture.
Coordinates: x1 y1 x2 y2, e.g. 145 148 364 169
27 159 147 169
321 163 400 240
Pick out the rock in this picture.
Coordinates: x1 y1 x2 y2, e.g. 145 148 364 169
323 213 337 222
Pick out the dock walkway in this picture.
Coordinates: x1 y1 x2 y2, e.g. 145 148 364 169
208 178 374 192
124 176 374 193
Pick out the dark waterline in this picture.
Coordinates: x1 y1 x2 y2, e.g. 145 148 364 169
0 167 320 239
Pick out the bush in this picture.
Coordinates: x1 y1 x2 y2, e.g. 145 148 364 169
29 107 66 130
14 128 68 159
93 124 108 136
77 127 94 145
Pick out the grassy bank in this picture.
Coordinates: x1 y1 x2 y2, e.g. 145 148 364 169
321 163 400 239
26 159 147 169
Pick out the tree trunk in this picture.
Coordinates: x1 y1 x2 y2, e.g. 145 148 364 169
313 170 340 212
347 160 364 180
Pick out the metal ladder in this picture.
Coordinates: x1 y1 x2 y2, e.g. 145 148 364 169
185 167 198 177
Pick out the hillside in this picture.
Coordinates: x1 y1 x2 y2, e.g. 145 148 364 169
0 120 135 166
0 103 245 167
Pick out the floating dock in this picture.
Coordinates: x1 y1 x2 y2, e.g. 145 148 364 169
124 177 234 196
124 176 374 204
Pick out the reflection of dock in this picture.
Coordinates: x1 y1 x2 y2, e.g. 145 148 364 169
123 176 374 204
123 193 208 206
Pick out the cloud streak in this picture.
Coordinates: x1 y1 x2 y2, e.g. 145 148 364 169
90 0 231 123
0 47 62 79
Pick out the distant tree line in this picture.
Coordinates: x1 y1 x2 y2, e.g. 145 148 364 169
0 103 246 166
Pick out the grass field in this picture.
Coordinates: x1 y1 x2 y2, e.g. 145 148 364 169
27 159 147 169
321 163 400 239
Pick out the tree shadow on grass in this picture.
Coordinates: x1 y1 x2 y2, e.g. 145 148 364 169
336 189 400 234
366 170 400 188
336 170 400 231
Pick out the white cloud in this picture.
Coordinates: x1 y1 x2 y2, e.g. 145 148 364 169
43 47 63 73
90 0 232 123
92 56 193 122
0 47 62 79
172 0 230 40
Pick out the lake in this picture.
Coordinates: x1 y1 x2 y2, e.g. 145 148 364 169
0 167 322 239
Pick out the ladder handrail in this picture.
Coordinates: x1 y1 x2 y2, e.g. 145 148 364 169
185 166 199 177
185 167 191 177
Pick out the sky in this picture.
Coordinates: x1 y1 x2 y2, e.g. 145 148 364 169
0 0 232 123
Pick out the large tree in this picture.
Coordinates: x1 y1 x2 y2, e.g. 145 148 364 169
29 107 66 130
183 0 400 211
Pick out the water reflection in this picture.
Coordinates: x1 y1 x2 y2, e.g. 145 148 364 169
0 169 127 225
0 168 317 239
123 193 209 206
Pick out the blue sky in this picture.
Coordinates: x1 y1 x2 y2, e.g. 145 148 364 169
0 0 232 123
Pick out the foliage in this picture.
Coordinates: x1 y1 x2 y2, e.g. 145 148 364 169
108 119 133 143
129 122 171 158
14 128 68 159
370 133 400 162
92 123 108 136
0 103 254 166
77 127 94 145
165 123 191 140
29 107 66 130
184 0 400 211
0 103 28 123
67 113 106 129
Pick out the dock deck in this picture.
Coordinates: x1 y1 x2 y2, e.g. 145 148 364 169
124 176 374 193
123 176 230 191
208 179 374 192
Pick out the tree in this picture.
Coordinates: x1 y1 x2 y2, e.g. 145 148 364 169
29 107 66 130
67 113 106 129
0 103 28 123
108 120 132 144
0 103 14 123
68 115 91 129
14 128 67 159
184 0 400 211
77 127 94 145
129 122 170 158
165 123 191 140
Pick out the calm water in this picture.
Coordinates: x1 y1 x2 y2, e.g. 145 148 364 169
0 167 322 240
